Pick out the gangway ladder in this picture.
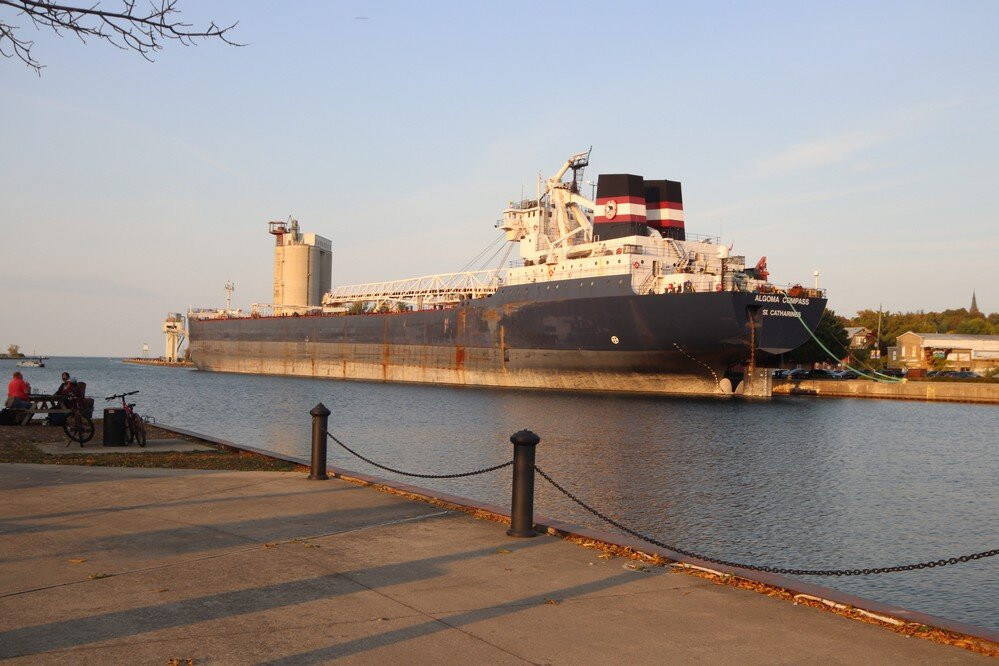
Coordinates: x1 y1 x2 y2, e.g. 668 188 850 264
667 238 695 271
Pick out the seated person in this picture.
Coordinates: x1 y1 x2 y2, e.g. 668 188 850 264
55 372 72 396
62 378 85 404
6 371 31 410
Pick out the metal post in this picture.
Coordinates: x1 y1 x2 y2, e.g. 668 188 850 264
507 429 540 538
309 403 331 480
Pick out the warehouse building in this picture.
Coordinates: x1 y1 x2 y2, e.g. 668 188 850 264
895 332 999 373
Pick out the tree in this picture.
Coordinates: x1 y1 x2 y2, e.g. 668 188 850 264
785 309 849 368
956 318 988 335
0 0 239 74
6 343 24 357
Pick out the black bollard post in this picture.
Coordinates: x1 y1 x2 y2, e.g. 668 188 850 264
507 429 540 538
309 403 331 480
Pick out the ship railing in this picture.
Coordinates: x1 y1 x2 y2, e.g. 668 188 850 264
188 307 248 320
322 268 505 310
763 283 826 299
505 199 541 211
683 232 721 244
505 264 632 286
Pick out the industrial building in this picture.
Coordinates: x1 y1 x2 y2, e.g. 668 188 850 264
269 218 332 314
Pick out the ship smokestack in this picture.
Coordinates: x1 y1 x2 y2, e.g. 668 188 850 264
594 174 647 241
643 179 685 240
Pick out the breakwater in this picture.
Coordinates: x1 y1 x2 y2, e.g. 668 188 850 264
774 379 999 404
121 357 195 368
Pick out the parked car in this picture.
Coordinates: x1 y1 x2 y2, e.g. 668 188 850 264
772 369 790 379
788 368 811 380
878 368 905 378
939 371 981 379
810 369 838 380
835 370 860 380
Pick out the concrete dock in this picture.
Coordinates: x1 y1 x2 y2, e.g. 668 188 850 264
0 464 989 663
773 378 999 403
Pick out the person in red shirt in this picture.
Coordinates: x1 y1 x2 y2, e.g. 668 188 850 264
7 371 32 409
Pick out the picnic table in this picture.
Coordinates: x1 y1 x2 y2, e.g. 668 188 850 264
18 394 72 426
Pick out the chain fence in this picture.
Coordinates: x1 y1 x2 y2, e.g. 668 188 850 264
318 428 997 576
534 466 999 576
325 430 512 479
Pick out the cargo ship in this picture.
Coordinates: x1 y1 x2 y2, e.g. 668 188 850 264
188 150 826 397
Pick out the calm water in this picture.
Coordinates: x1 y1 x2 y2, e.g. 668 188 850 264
8 358 998 631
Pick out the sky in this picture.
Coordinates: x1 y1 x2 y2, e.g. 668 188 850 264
1 0 997 356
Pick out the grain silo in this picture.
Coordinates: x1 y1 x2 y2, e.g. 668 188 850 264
269 218 332 313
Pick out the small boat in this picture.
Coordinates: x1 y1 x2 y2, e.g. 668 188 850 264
17 357 46 368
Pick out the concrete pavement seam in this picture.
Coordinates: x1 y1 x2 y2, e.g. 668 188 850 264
331 568 539 665
0 510 453 600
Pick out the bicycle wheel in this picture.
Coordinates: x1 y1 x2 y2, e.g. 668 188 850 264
63 413 94 446
133 415 147 447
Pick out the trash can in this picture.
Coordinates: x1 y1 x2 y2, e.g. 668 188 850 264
103 408 128 446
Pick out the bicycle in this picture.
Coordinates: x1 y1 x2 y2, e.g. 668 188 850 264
62 397 94 446
105 390 146 447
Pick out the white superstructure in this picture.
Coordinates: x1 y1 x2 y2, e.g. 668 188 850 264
321 151 781 311
162 312 186 362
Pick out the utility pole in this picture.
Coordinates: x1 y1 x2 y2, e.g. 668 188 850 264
875 304 883 363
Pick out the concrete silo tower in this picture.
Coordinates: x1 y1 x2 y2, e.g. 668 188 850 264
269 218 332 314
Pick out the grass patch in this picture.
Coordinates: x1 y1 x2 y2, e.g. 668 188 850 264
0 421 300 472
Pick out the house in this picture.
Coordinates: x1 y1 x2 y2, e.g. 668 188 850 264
895 332 999 373
844 326 873 349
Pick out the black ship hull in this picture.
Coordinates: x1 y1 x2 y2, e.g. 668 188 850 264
188 279 826 397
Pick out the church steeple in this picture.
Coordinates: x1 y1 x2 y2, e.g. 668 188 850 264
970 291 980 314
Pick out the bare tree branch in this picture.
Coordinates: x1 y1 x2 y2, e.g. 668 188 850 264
0 0 240 74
